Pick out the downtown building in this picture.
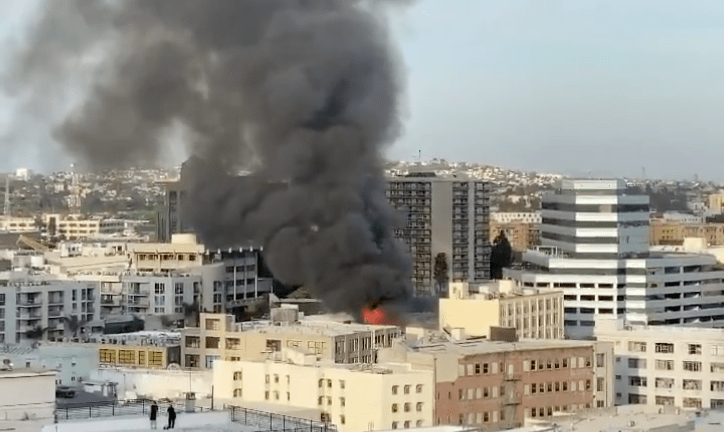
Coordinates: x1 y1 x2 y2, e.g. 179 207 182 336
506 179 724 339
386 173 491 295
597 319 724 410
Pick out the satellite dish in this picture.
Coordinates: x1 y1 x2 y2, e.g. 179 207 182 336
167 362 182 371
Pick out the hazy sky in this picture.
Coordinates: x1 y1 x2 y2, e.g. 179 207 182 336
2 1 724 180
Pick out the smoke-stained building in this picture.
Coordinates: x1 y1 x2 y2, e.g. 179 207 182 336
386 173 491 295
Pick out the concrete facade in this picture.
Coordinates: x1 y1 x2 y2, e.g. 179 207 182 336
386 174 491 295
0 368 55 421
597 319 724 410
181 313 404 370
439 281 564 339
213 350 435 432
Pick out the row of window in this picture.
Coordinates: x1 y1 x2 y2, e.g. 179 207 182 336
390 420 425 429
627 341 718 355
623 375 724 391
525 380 593 394
628 394 707 409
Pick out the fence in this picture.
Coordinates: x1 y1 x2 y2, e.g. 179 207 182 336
54 398 203 422
229 405 336 432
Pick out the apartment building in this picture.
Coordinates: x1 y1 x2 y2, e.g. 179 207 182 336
597 319 724 410
0 216 37 233
127 234 206 273
121 273 200 316
0 278 100 343
42 214 127 240
181 312 404 370
213 350 434 432
650 220 724 247
489 220 540 252
381 336 614 429
439 281 564 339
507 179 724 339
386 173 491 295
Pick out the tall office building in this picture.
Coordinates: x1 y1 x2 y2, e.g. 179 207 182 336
386 173 491 295
508 179 724 339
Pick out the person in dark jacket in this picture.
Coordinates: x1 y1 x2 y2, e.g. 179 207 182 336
165 405 176 429
149 402 158 429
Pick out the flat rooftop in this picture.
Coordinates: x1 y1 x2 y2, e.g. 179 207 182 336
0 368 56 378
42 411 252 432
410 337 596 356
524 406 695 432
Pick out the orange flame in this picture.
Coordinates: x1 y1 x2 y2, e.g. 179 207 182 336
362 306 403 325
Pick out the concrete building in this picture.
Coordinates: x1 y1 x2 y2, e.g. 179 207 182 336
1 342 99 386
380 334 614 429
0 216 37 233
213 348 434 432
121 272 200 316
181 312 404 370
128 234 205 273
650 220 724 247
489 221 540 252
386 173 491 295
507 179 724 339
42 214 128 240
439 281 563 339
596 319 724 410
708 192 724 214
0 277 100 343
0 366 55 421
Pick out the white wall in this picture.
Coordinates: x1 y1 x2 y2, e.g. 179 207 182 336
90 368 212 400
0 371 55 421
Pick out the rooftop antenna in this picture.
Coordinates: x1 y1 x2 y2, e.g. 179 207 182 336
641 167 646 181
418 150 421 161
3 176 9 217
68 163 82 215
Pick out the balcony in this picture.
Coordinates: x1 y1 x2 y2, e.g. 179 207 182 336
127 299 150 308
17 311 43 320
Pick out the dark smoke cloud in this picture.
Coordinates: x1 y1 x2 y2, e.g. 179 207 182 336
8 0 414 313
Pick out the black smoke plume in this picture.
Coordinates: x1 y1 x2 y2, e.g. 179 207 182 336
7 0 413 313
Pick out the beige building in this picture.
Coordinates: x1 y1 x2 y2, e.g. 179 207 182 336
440 281 564 339
650 220 724 247
0 216 37 233
181 312 404 370
128 234 206 273
489 221 540 252
0 366 55 421
42 214 128 240
597 318 724 410
213 349 434 432
708 192 724 214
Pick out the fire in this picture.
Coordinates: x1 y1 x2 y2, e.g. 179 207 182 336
362 306 402 326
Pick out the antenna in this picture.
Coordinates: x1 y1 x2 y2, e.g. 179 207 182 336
3 176 9 217
68 164 82 215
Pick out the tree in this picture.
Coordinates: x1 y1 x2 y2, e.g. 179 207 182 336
490 231 513 279
433 252 449 296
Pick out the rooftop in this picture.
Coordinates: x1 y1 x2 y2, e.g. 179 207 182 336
521 405 697 432
409 337 596 357
0 367 56 378
42 411 251 432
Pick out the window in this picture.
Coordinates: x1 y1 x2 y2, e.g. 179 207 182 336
0 294 4 305
233 389 242 397
683 379 701 390
416 402 423 412
391 404 398 413
562 358 568 368
416 384 423 393
688 344 702 355
683 398 702 409
318 397 323 406
656 396 675 406
655 378 674 389
404 403 410 412
629 376 647 387
340 380 345 389
628 358 646 369
99 349 116 363
185 336 200 348
629 394 647 404
340 416 345 425
327 379 332 388
712 381 724 392
206 337 220 349
205 319 220 330
683 361 702 372
226 338 240 349
118 350 135 364
597 378 604 392
628 341 647 352
149 351 164 367
154 283 165 294
404 421 410 429
392 385 398 395
175 283 184 294
233 372 243 381
185 354 199 368
340 397 345 407
655 343 674 354
404 385 410 394
274 374 279 383
655 359 674 370
391 422 398 429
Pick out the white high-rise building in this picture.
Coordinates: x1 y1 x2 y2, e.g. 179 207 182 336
507 179 724 339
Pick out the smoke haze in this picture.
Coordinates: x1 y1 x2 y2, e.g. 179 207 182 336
7 0 413 312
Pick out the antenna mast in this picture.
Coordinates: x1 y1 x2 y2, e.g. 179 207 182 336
68 164 82 215
3 176 9 217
